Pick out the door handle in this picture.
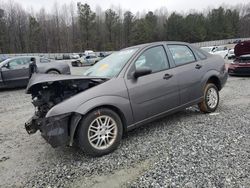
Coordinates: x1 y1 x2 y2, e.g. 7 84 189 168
195 64 202 69
163 74 173 80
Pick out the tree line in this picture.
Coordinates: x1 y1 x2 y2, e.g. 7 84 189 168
0 1 250 53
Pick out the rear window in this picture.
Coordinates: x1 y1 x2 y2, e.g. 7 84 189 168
193 48 207 60
40 58 51 63
168 45 196 66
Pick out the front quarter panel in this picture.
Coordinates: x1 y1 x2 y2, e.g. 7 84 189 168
75 95 133 126
46 78 132 124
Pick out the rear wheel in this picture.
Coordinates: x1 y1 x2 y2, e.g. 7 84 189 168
198 83 219 113
47 70 60 74
77 108 123 157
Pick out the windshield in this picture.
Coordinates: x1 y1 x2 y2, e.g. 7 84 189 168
84 48 138 77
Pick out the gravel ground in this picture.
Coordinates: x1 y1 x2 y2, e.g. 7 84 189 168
0 63 249 188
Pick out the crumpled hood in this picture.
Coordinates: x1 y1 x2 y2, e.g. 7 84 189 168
234 40 250 57
26 73 107 94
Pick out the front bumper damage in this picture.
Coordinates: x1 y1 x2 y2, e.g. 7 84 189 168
25 114 70 147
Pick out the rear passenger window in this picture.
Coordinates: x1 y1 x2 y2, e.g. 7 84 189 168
193 48 207 60
168 45 196 66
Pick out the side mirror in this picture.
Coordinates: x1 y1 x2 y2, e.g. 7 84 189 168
133 67 152 79
3 63 10 69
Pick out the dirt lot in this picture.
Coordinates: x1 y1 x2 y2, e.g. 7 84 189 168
0 64 249 187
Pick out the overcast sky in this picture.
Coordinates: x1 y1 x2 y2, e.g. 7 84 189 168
2 0 250 13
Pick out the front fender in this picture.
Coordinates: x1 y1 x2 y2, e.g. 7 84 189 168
75 95 134 126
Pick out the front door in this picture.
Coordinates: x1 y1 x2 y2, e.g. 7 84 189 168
1 57 30 87
125 45 180 122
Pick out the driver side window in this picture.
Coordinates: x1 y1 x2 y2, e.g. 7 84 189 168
8 59 23 69
7 58 30 69
134 46 169 73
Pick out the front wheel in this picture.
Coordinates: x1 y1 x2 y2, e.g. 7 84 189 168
77 108 123 157
198 83 219 113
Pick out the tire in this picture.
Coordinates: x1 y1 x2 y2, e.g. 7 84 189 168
198 83 219 113
77 61 81 67
71 62 76 67
47 70 60 74
77 108 123 157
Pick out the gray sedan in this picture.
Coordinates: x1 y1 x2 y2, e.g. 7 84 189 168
25 42 228 157
0 56 70 88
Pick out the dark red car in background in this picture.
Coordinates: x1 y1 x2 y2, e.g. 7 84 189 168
228 40 250 76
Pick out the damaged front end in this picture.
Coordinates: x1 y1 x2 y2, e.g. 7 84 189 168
25 74 107 147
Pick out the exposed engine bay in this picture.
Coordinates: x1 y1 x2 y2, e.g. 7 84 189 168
25 74 108 134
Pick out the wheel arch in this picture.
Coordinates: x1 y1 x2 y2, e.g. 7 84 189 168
71 99 131 145
46 69 60 74
206 75 222 91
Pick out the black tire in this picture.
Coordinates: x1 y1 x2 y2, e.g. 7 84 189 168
77 108 123 157
77 61 81 67
198 83 219 113
47 70 60 74
71 62 76 67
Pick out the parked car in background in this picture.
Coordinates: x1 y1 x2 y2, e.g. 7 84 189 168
227 49 235 59
70 53 80 59
71 53 100 66
201 46 217 53
228 40 250 76
201 46 228 59
25 41 228 157
98 52 112 58
212 46 229 59
84 50 94 56
0 56 70 88
233 39 242 44
63 54 71 60
55 54 63 60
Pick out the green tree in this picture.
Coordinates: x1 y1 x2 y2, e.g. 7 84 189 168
165 12 185 41
77 3 96 50
183 13 207 42
0 9 6 53
28 16 41 52
123 11 134 46
105 9 119 50
144 11 158 42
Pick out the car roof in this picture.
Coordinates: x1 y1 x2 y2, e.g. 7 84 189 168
6 56 39 60
122 41 191 51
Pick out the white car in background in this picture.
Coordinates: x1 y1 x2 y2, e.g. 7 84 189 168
201 46 229 59
71 53 100 66
70 53 80 59
227 49 235 59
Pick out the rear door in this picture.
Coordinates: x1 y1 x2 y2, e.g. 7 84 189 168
125 45 180 122
1 57 31 87
167 44 206 105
